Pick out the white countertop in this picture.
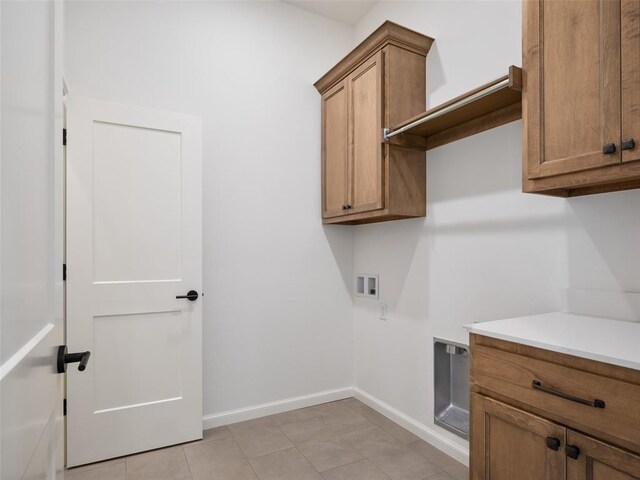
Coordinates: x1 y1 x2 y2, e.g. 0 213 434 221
465 312 640 371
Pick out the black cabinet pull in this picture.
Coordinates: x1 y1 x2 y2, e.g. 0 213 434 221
566 445 580 460
603 143 616 154
176 290 199 301
532 380 605 409
545 437 561 451
57 345 91 373
346 204 352 209
622 138 635 151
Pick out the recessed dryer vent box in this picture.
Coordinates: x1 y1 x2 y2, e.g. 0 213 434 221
434 338 469 439
355 274 378 299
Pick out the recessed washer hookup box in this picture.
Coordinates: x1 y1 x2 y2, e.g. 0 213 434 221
434 338 469 439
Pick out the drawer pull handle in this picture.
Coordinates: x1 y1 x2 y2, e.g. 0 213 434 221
532 380 605 409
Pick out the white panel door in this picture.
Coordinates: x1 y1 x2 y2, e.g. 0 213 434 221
66 96 202 467
1 0 65 479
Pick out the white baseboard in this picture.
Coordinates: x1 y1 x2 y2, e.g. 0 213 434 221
203 385 469 466
352 387 470 466
202 387 353 430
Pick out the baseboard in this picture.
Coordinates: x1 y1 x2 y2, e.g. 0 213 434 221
202 385 470 467
352 387 470 466
202 387 354 430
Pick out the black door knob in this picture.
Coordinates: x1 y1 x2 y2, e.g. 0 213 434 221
545 437 561 451
176 290 199 301
57 345 91 373
566 445 580 460
603 143 616 154
622 138 635 150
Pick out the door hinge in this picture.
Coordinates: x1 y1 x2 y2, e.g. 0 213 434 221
63 128 67 146
63 263 67 281
63 399 67 416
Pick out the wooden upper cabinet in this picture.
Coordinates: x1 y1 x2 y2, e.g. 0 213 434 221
348 52 384 215
315 22 433 225
566 431 640 480
470 394 565 480
525 0 621 178
523 0 640 196
321 80 349 218
622 0 640 164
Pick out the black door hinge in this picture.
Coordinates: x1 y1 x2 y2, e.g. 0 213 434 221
63 128 67 146
63 264 67 281
63 399 67 416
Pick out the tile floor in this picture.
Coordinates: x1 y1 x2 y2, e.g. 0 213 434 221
65 398 468 480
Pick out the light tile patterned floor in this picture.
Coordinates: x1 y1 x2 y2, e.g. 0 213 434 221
65 398 468 480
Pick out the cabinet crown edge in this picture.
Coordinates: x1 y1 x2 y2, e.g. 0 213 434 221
314 20 434 94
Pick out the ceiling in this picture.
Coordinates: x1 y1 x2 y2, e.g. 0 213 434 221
282 1 379 26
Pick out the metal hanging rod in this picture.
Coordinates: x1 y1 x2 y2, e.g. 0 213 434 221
383 77 512 140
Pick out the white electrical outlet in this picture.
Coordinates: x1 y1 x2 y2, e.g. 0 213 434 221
379 302 388 320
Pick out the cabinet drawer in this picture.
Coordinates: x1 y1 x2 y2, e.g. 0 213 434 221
471 342 640 452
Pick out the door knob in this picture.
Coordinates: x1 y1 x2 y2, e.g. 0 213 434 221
565 445 580 460
176 290 199 301
603 143 616 154
622 138 635 150
545 437 561 451
57 345 91 373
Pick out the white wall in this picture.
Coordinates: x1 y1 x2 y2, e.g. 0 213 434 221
563 189 640 322
351 1 568 453
567 190 640 293
64 1 355 418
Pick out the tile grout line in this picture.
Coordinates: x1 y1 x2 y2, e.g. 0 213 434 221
274 404 376 478
334 417 446 480
181 445 194 479
344 399 462 474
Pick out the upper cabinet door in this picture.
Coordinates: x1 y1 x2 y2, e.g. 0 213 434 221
524 0 622 179
321 79 349 218
622 0 640 163
348 51 384 214
566 430 640 480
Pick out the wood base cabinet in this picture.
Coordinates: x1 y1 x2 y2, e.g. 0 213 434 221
470 334 640 480
471 394 565 480
567 432 640 480
523 0 640 197
315 21 433 225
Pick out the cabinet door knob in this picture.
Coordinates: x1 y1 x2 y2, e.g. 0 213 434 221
341 205 347 211
603 143 616 154
622 138 635 151
565 445 580 460
346 204 352 209
545 437 561 451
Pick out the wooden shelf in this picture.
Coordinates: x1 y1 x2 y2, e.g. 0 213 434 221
384 66 522 151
